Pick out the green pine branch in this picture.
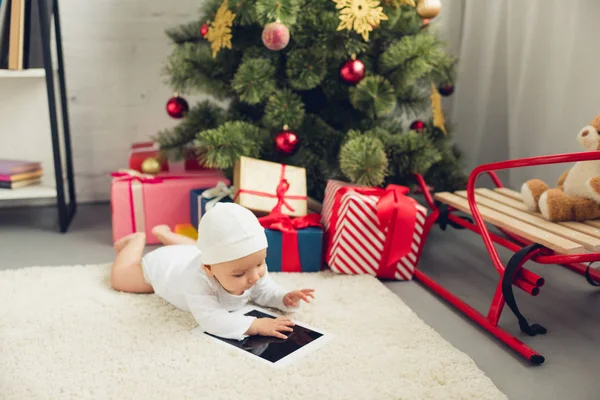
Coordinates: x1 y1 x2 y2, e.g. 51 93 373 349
163 42 239 99
262 88 305 130
381 131 442 180
194 121 267 169
424 141 467 192
165 21 203 45
395 85 430 117
339 131 389 186
154 100 227 160
255 0 304 26
231 58 277 104
379 33 449 88
387 5 426 36
349 75 396 118
229 0 259 26
286 49 327 90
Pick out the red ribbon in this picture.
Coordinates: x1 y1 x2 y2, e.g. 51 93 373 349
233 164 307 214
326 184 415 279
258 212 322 273
110 171 193 184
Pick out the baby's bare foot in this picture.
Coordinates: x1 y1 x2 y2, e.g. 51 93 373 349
151 224 171 241
114 232 146 254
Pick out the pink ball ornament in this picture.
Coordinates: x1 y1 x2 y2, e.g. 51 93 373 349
262 21 290 51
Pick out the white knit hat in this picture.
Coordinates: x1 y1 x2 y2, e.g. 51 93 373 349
197 202 268 265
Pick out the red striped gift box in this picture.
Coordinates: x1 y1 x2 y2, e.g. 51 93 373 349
321 180 428 280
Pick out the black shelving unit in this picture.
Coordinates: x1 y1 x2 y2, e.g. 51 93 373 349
37 0 76 232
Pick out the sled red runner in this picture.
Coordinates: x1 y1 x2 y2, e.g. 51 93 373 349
415 151 600 365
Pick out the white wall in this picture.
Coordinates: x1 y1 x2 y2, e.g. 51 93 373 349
0 0 207 203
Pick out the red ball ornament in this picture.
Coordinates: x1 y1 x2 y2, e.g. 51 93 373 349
262 21 290 51
166 95 189 119
274 126 299 155
340 57 365 85
200 23 209 38
438 83 455 96
410 120 426 133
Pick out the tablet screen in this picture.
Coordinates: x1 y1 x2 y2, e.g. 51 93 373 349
205 309 324 363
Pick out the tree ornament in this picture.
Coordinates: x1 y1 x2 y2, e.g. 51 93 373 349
340 55 365 85
141 157 161 174
205 0 236 58
416 0 441 19
333 0 388 42
430 82 447 135
438 82 455 96
410 120 426 133
200 22 209 38
274 125 300 155
262 20 290 51
166 94 189 119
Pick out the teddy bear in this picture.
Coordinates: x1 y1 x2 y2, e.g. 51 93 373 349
521 114 600 222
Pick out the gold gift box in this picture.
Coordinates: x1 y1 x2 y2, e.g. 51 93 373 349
233 156 307 217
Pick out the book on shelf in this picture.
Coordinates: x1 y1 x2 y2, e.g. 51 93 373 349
0 159 43 190
0 159 41 175
0 0 53 70
0 168 43 182
0 177 40 189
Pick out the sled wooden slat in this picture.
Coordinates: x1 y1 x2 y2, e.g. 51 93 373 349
493 187 600 230
476 189 530 211
455 191 600 251
494 187 523 201
479 188 600 240
434 192 585 255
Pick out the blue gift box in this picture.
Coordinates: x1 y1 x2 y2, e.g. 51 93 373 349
190 181 233 227
265 226 324 273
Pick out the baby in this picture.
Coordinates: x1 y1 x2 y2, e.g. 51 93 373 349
110 202 315 341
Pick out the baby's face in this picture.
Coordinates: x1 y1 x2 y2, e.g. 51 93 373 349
205 249 267 295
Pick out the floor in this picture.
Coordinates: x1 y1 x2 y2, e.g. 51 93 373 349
2 203 600 400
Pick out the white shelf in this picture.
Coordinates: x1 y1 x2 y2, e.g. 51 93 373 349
0 69 46 78
0 185 56 201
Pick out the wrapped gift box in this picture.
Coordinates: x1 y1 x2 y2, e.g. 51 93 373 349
259 213 324 273
129 141 169 173
233 156 307 217
183 145 207 171
321 180 428 281
111 169 229 244
174 224 198 240
190 181 234 228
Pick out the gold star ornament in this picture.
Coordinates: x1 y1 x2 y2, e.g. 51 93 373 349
332 0 388 42
206 0 236 58
431 82 447 135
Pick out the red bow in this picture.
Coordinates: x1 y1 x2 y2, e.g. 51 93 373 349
259 213 322 272
233 164 306 214
327 184 415 279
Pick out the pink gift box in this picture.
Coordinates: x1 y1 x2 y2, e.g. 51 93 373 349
111 169 230 244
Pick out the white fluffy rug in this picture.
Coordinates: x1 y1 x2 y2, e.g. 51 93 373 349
0 265 506 400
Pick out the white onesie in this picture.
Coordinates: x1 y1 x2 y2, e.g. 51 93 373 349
141 244 296 341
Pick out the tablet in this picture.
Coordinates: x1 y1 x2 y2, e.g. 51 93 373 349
193 306 333 368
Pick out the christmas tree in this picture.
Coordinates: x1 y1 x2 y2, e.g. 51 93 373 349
156 0 466 200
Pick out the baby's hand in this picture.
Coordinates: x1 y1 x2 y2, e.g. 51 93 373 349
283 289 315 308
247 317 295 340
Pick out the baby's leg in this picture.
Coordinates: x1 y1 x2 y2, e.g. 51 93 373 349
110 232 154 293
152 224 196 246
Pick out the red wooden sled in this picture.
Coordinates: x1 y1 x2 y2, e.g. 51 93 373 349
414 151 600 365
